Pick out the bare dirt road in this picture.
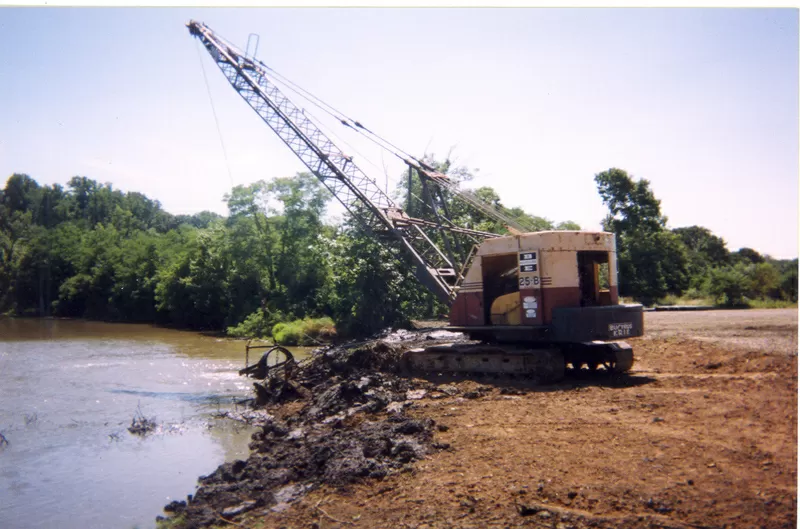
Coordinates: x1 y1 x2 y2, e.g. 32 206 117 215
217 309 798 529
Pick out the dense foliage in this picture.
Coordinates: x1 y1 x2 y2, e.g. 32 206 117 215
595 168 797 307
2 166 795 341
0 165 582 339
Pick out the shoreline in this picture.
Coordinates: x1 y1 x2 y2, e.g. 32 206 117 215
157 309 797 529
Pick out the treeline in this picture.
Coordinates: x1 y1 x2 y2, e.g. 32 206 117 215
0 163 580 339
2 167 795 341
595 168 797 307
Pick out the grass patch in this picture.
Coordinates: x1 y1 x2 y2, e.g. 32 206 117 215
272 316 337 346
155 514 186 529
656 294 714 307
746 298 798 309
655 294 796 310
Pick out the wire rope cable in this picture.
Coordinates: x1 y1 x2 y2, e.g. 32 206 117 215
214 28 542 233
264 75 543 232
283 90 386 177
196 40 235 188
251 57 420 163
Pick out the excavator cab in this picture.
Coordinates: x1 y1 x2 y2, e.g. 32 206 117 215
414 231 644 379
577 251 613 307
442 231 643 376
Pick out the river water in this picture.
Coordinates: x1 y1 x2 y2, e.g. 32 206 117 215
0 318 309 529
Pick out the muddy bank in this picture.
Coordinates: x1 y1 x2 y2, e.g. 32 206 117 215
158 311 797 529
157 329 470 528
264 311 797 529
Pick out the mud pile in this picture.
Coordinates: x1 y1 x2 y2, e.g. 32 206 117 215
251 328 466 412
162 415 436 528
158 329 467 528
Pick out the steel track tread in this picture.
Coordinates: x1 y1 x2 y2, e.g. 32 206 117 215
403 343 566 382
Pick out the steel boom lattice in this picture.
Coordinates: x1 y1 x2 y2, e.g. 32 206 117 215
188 20 500 303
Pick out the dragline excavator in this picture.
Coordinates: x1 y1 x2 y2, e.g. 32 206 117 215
188 21 644 381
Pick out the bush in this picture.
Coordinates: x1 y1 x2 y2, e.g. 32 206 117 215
271 321 301 345
228 312 337 344
226 309 284 338
746 298 798 309
683 287 707 300
656 291 713 307
778 267 798 302
657 293 681 306
705 266 749 307
272 317 337 346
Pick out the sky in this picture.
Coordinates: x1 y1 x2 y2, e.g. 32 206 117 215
1 7 798 258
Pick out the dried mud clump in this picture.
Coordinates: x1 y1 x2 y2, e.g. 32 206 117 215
251 329 466 413
159 330 464 528
158 414 436 528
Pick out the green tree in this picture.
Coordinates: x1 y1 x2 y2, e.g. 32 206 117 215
673 226 730 266
595 168 689 304
746 262 781 299
778 262 798 302
596 168 666 234
110 232 161 321
3 174 41 216
672 226 730 290
54 224 122 318
0 204 35 312
556 220 582 231
705 265 750 307
223 173 333 330
732 247 765 265
616 230 690 305
326 224 439 337
267 173 332 317
154 223 230 329
397 157 579 235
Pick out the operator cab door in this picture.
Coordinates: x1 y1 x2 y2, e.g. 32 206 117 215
577 251 612 307
481 253 520 325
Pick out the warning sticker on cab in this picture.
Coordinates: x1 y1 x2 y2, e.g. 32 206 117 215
518 251 538 274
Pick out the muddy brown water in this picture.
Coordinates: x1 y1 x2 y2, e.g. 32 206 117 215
0 318 311 529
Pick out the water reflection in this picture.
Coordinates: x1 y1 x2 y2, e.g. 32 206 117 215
0 318 312 529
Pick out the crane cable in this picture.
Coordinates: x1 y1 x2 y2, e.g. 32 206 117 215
283 89 386 177
230 37 541 232
243 59 401 192
260 69 540 231
196 40 235 188
423 175 535 232
201 29 389 191
253 58 418 164
260 71 410 174
207 27 417 174
262 62 538 232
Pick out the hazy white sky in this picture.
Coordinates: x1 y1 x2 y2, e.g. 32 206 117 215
1 8 797 258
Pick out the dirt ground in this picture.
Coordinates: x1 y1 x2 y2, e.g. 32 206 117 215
231 309 797 529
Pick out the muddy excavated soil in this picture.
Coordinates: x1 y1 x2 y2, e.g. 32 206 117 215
160 309 797 529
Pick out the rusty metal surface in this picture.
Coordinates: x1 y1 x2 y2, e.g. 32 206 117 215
240 346 296 380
